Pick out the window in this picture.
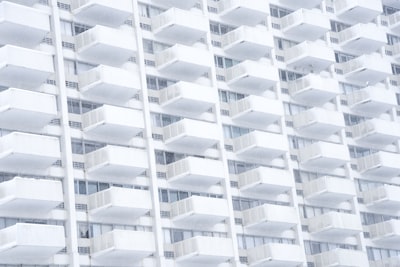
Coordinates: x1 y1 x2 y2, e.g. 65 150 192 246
214 56 240 68
223 125 251 138
218 90 245 103
60 20 73 36
270 5 293 18
209 21 235 35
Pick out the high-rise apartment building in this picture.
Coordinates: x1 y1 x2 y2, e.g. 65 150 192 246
0 0 399 266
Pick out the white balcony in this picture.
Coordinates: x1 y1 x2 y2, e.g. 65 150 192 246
88 187 152 222
0 0 40 6
0 223 65 264
152 8 208 45
293 107 345 138
85 145 148 181
0 88 57 130
288 74 341 106
299 142 350 170
0 132 60 174
303 176 356 203
0 45 53 88
0 177 62 216
156 44 212 81
363 185 400 212
308 212 362 238
174 236 234 264
234 131 288 161
238 167 294 195
339 53 392 85
243 204 298 232
171 196 229 226
222 26 274 60
163 119 219 152
219 0 269 26
230 95 283 126
389 42 400 62
226 60 279 94
389 11 400 33
76 25 136 66
247 243 305 267
0 1 49 47
370 257 400 267
314 249 368 267
159 81 217 116
166 157 224 187
334 0 383 23
281 9 330 42
352 119 400 146
358 152 400 178
91 230 155 266
347 87 397 116
79 65 141 103
72 0 133 27
369 219 400 245
276 0 322 9
338 23 386 55
151 0 198 10
284 41 335 73
82 105 144 141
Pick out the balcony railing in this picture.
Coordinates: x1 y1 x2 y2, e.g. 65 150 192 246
247 243 305 267
219 0 270 26
0 177 63 216
363 185 400 212
358 151 400 179
0 88 57 131
352 118 400 147
292 107 345 138
72 0 133 27
243 204 298 233
76 25 136 66
338 53 391 85
303 176 356 203
299 141 350 170
238 166 294 195
167 157 224 187
281 9 330 41
369 219 400 246
156 44 212 81
88 187 152 222
174 236 234 264
0 132 60 174
334 0 382 23
82 104 144 141
234 131 288 161
230 95 283 126
338 23 386 55
159 81 217 115
78 65 141 103
346 87 396 116
222 25 274 59
163 119 219 152
288 73 340 106
85 145 148 182
0 1 50 47
226 60 279 94
313 249 369 267
171 196 229 226
0 223 65 264
284 41 335 73
0 45 53 89
308 211 362 238
91 230 155 266
152 8 208 44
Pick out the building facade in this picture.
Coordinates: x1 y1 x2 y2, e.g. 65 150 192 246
0 0 399 266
